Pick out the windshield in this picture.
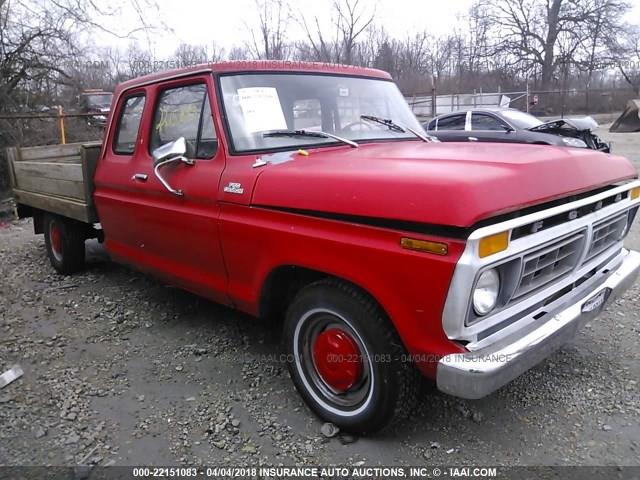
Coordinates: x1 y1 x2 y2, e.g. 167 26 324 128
219 73 425 152
500 109 543 129
86 93 113 109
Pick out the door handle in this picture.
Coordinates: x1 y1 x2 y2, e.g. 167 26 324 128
132 173 148 181
468 136 479 141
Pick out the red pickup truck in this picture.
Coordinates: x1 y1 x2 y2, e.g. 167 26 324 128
7 61 640 434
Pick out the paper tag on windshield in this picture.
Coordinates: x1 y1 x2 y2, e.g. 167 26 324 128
237 87 287 133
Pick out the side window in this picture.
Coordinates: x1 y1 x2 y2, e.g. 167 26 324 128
472 113 507 131
113 95 145 155
293 99 321 130
150 83 217 159
436 114 466 130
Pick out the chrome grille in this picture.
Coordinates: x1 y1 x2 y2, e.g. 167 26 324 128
586 214 627 262
513 233 585 299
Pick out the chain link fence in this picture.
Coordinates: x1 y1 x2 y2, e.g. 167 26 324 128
407 87 638 120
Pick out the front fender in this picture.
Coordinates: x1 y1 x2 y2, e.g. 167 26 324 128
219 203 467 377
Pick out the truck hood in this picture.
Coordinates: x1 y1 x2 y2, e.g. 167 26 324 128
251 141 637 229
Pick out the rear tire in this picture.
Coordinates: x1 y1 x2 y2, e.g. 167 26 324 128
43 214 86 274
283 279 419 434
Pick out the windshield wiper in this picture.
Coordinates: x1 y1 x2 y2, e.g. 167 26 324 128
263 129 358 148
360 115 437 143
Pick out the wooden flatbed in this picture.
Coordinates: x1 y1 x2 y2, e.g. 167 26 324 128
6 142 101 223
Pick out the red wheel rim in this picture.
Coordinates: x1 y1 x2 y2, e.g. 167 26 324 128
312 328 363 392
50 222 63 260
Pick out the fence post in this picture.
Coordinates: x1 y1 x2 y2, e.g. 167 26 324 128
57 105 66 145
431 75 436 118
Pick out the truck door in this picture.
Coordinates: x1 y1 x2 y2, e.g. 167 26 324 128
94 74 229 304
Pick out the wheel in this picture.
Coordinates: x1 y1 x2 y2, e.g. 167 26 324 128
283 280 419 434
43 214 86 274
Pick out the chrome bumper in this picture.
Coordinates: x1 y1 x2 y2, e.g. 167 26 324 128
437 248 640 399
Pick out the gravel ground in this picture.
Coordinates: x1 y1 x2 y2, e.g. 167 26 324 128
0 125 639 467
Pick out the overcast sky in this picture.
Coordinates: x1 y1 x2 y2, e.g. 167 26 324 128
93 0 477 58
91 0 640 60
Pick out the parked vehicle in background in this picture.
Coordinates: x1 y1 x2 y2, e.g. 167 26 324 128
79 89 113 127
6 62 640 434
425 107 611 152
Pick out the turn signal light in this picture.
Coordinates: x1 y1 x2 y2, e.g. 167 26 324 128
400 238 448 255
478 231 510 258
631 187 640 200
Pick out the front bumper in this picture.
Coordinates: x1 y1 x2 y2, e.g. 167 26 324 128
437 248 640 399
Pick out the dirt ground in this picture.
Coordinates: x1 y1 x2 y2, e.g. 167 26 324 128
0 125 639 468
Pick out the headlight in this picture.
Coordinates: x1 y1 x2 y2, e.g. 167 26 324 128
561 137 587 148
473 269 500 316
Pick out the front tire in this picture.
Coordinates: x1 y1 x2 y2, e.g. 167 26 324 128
43 214 86 274
283 280 418 434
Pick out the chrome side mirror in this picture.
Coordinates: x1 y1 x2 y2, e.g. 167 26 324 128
151 137 195 196
152 137 187 165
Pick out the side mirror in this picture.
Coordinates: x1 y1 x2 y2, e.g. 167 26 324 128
152 137 187 165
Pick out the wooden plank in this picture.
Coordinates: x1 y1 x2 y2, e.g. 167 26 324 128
24 154 82 164
5 147 18 189
17 142 99 161
12 189 94 223
81 144 101 209
18 143 84 161
14 161 84 182
16 154 81 164
16 175 85 200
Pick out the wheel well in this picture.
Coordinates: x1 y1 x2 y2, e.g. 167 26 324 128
259 266 327 322
31 209 98 239
259 266 384 324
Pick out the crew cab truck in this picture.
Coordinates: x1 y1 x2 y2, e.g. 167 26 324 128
7 62 640 434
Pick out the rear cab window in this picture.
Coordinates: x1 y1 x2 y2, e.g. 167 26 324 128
150 83 217 160
113 95 146 155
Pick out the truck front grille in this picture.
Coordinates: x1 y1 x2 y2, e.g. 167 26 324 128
512 233 585 300
586 214 627 262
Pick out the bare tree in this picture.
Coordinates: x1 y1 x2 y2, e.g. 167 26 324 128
570 0 629 108
334 0 376 65
613 25 640 95
125 43 154 78
297 13 340 63
174 43 209 66
478 0 612 90
228 45 251 61
247 0 289 60
207 42 227 63
297 0 375 65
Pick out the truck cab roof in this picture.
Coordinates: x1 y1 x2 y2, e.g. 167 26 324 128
116 60 392 93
